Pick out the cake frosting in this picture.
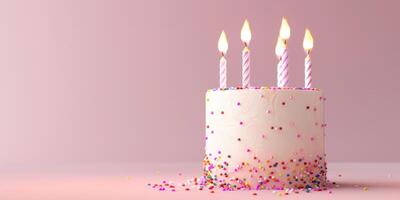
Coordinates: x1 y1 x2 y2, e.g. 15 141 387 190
203 87 327 190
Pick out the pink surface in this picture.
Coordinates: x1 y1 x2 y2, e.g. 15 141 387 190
2 0 400 169
1 163 399 199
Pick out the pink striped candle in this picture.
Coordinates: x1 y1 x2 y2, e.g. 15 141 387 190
303 29 314 89
279 47 289 87
276 18 291 88
219 56 227 88
242 47 250 88
241 20 252 88
275 38 289 87
218 31 228 88
304 53 312 88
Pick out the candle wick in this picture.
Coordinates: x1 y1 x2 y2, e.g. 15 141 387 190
244 42 248 47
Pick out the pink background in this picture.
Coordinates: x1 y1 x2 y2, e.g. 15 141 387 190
2 0 400 171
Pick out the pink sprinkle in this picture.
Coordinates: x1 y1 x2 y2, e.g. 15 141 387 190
266 110 271 114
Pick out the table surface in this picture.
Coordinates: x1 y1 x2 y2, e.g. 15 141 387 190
0 162 399 200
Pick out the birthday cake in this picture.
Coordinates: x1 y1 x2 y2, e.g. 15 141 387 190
202 18 327 190
150 18 328 193
203 87 327 190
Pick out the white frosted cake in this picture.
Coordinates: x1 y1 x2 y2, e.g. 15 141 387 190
150 19 326 193
203 87 327 190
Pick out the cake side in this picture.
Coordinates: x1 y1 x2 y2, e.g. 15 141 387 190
204 88 327 190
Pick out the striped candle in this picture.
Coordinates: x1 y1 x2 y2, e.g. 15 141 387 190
278 47 289 87
242 47 250 88
304 53 312 88
303 29 314 89
219 56 227 88
240 20 252 88
218 31 228 89
276 17 291 87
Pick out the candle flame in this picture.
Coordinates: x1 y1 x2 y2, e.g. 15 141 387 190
275 37 285 57
303 28 314 51
218 31 228 54
241 19 252 45
279 17 291 40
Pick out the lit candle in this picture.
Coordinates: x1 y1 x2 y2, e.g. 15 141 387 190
276 17 291 87
241 19 252 88
303 28 314 89
218 31 228 89
275 37 285 87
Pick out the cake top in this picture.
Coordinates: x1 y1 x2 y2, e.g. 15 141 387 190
207 86 320 93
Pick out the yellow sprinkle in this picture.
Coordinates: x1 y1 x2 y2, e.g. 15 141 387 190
363 187 368 191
